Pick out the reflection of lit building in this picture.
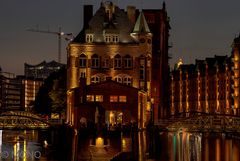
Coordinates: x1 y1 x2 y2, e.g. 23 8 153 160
67 1 170 128
24 60 65 79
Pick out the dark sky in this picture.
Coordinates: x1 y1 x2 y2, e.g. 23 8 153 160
1 0 240 75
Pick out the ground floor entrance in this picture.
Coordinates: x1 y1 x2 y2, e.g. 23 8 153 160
105 111 123 127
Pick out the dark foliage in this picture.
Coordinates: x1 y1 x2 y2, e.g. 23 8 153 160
34 66 67 114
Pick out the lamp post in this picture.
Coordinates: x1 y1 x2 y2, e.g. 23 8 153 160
151 98 154 123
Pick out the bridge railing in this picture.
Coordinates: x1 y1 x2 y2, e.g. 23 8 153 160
156 114 240 133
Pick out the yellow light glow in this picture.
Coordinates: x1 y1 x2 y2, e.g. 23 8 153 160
96 137 104 147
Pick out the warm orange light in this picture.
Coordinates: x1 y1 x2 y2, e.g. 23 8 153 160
96 137 104 147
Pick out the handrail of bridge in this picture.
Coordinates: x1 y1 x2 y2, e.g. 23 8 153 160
155 113 240 133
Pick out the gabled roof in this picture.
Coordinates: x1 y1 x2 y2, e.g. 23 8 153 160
73 2 136 43
87 79 139 91
132 12 151 34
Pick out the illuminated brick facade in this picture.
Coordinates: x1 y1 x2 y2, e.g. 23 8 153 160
67 1 170 127
170 35 240 116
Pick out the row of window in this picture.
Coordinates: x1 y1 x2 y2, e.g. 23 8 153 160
86 95 127 102
86 34 119 43
90 75 132 86
79 54 133 69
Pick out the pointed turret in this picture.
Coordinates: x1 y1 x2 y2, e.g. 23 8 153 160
132 12 151 34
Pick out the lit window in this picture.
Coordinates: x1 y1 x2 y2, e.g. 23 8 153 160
114 54 122 69
86 95 94 102
86 34 94 43
95 95 103 102
91 76 100 83
79 54 87 67
124 55 132 69
119 96 127 102
110 95 118 102
91 54 99 68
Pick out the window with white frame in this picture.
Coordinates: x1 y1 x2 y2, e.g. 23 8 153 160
91 76 100 83
86 34 94 43
91 54 99 68
114 76 122 83
112 35 119 43
79 54 87 67
123 76 132 86
114 54 122 69
105 35 111 43
124 55 132 69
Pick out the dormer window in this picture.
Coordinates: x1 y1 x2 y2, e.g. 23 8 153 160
104 34 119 43
86 34 94 43
105 35 111 43
112 35 119 43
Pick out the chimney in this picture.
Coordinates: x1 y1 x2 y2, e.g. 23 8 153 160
83 5 93 28
127 6 136 24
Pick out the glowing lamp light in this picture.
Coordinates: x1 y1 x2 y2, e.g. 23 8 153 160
96 137 104 147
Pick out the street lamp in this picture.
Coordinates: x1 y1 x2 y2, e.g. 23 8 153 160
151 98 154 123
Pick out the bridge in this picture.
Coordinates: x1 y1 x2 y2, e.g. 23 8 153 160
156 113 240 133
0 111 50 129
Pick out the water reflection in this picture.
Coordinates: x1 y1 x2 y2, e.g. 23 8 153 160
157 131 240 161
0 130 54 161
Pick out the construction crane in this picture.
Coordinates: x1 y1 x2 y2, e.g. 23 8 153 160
26 26 74 63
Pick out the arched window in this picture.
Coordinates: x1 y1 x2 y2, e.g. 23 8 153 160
91 75 100 83
79 54 87 67
86 34 94 43
114 54 122 69
124 55 132 69
91 54 99 68
123 76 132 86
114 75 122 83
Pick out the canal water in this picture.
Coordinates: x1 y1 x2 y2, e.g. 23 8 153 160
155 131 240 161
0 129 239 161
0 129 58 161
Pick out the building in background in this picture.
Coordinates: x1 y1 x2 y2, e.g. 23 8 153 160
232 35 240 115
143 3 171 119
17 76 43 111
170 56 232 116
0 71 22 111
169 35 240 116
67 1 170 127
24 60 65 79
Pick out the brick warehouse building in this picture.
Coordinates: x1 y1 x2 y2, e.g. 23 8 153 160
170 35 240 117
67 1 170 128
72 78 146 128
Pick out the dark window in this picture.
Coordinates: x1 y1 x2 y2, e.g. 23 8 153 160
79 54 87 67
124 55 132 69
114 54 122 69
91 54 99 68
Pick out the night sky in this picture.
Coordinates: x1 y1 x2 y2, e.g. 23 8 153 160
1 0 240 75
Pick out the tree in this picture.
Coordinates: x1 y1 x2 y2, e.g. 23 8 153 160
34 66 67 115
